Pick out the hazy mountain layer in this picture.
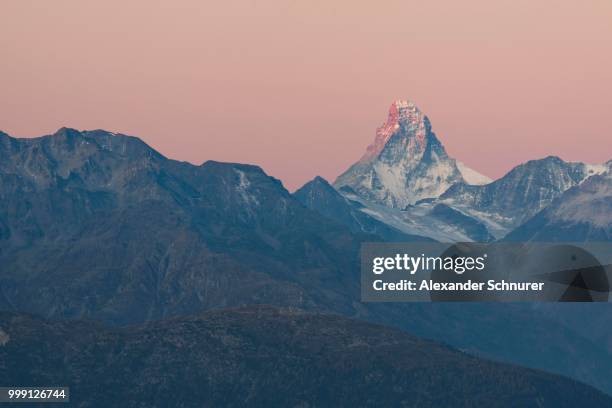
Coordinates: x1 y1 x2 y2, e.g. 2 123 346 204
504 169 612 241
439 156 605 236
1 306 610 408
294 176 432 241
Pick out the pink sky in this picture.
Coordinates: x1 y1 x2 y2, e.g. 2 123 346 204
1 0 611 190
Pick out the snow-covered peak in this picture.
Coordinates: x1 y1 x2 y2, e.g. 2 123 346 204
335 100 464 208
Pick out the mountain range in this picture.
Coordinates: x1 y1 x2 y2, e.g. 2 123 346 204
299 101 611 242
0 128 366 324
0 103 611 402
504 169 612 241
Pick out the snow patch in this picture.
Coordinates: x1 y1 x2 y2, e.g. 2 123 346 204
584 163 608 177
234 169 260 207
456 161 492 185
346 192 473 242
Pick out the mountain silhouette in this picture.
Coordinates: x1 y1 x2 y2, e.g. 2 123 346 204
2 127 612 397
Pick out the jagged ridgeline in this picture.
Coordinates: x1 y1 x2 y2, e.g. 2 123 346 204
1 119 611 398
294 101 611 242
0 128 368 324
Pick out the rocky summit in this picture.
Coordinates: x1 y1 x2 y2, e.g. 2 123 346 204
334 100 488 208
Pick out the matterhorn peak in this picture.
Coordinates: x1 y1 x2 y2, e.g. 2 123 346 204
360 100 430 162
334 100 489 208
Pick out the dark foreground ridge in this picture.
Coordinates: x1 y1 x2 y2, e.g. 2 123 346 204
0 306 610 408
